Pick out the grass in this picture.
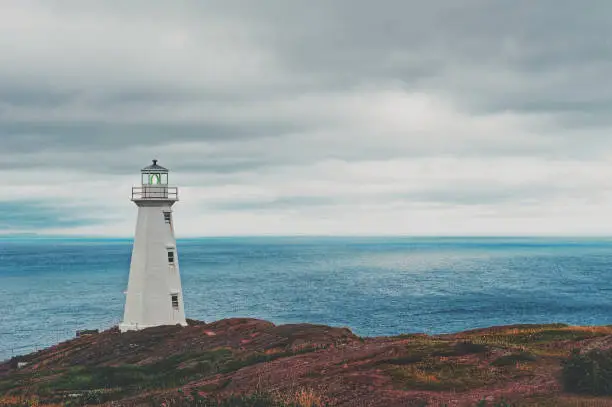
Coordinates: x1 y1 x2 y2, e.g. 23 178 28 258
145 388 327 407
219 346 319 374
4 323 612 406
553 395 612 407
469 327 610 348
0 346 323 405
44 349 235 393
0 369 60 394
467 396 612 407
387 357 496 391
472 400 517 407
376 339 494 391
0 397 62 407
375 338 488 368
0 349 236 403
147 391 283 407
272 387 326 407
491 352 537 367
377 337 541 392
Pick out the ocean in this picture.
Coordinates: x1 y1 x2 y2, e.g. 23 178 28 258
1 236 612 361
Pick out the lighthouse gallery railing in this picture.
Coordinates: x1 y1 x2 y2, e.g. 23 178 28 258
131 186 178 201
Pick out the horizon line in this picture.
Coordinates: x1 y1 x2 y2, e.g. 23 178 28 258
3 234 612 240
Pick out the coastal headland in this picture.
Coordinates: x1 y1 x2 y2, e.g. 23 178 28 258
2 319 612 406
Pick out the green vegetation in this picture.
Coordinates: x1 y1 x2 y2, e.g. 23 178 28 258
473 400 515 407
146 389 325 407
0 346 323 405
472 328 608 347
452 341 489 355
0 392 293 407
46 349 234 393
376 339 489 368
379 335 552 392
491 352 537 367
434 398 527 407
376 339 496 391
0 368 59 394
5 322 612 406
562 348 612 395
387 357 497 391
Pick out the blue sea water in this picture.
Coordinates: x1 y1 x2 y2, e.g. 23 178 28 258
2 236 612 361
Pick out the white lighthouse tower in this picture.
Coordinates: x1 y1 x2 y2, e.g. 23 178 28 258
119 159 187 332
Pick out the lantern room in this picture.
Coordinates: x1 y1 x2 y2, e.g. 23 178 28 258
141 159 169 185
131 159 178 202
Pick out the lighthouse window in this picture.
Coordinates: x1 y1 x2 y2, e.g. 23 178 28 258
171 294 179 309
149 173 161 185
163 211 172 224
167 250 175 264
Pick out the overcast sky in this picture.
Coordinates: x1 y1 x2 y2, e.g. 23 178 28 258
2 0 612 236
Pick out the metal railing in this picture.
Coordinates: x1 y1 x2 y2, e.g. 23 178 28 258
131 186 179 201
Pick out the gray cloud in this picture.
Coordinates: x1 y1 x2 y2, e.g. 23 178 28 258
0 200 107 230
2 1 611 159
1 1 612 235
207 196 336 212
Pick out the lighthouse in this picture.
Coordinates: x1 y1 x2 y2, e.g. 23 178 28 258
119 160 187 332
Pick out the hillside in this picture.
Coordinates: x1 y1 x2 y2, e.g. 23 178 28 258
2 318 612 406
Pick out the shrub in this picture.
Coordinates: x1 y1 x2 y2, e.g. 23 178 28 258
491 352 536 367
474 399 515 407
562 348 612 395
148 390 292 406
453 341 488 356
147 387 331 407
273 387 326 407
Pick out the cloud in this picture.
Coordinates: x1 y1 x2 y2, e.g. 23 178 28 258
1 1 612 235
0 200 108 231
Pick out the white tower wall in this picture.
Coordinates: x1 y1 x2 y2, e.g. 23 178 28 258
119 162 187 332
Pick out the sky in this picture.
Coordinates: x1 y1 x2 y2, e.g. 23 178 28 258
2 0 612 237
